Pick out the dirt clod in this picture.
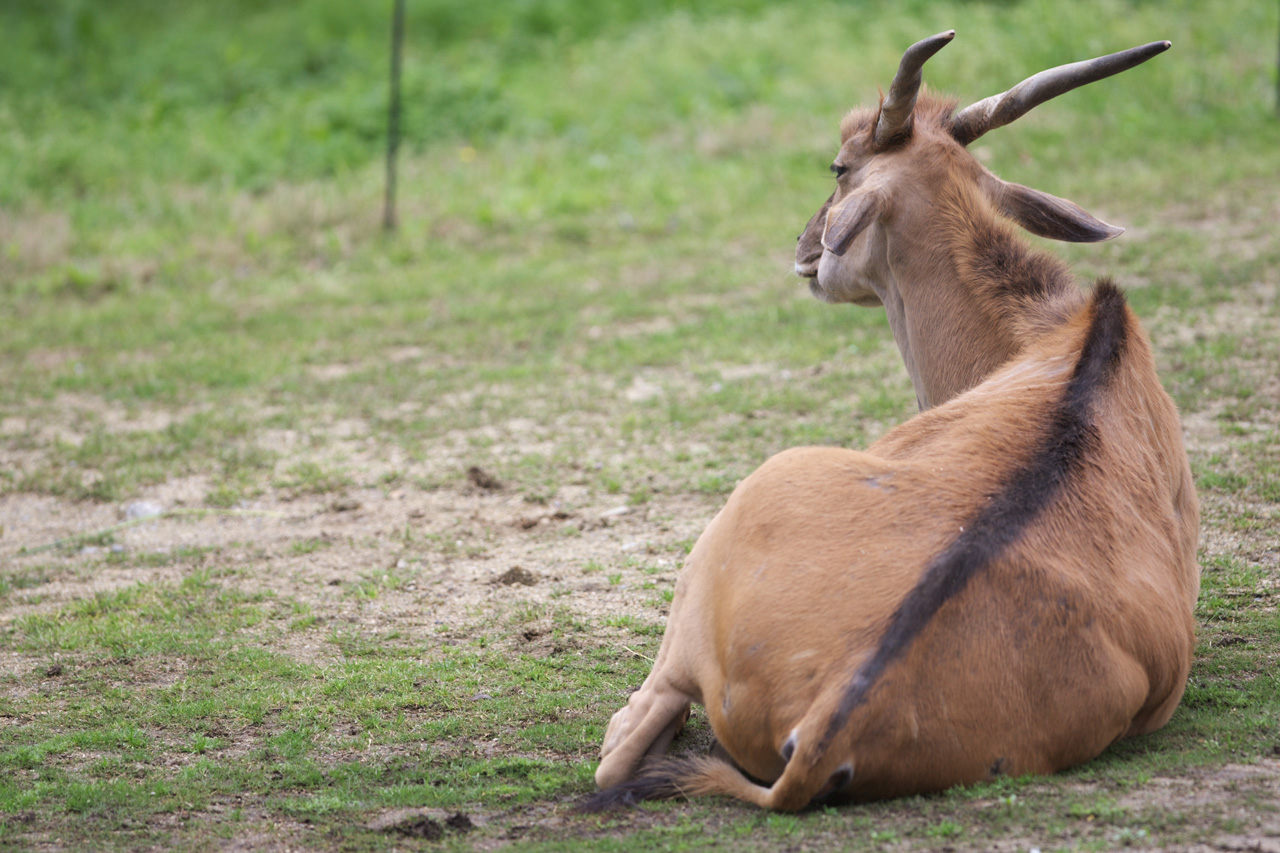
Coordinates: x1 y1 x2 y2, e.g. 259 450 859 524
494 565 537 586
44 664 63 677
466 465 502 490
445 812 474 832
391 816 442 839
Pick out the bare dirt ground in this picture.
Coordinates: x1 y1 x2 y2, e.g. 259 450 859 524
0 470 711 638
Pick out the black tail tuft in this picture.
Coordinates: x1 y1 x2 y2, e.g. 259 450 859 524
1072 278 1129 392
575 757 703 814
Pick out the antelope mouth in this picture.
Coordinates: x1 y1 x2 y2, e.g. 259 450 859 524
794 259 820 280
795 260 833 302
804 273 837 304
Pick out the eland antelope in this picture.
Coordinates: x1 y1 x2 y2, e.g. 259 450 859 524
585 31 1199 812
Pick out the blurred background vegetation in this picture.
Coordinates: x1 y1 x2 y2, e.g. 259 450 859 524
1 0 1278 493
4 0 1275 198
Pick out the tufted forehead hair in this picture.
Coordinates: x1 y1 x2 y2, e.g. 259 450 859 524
839 107 877 142
840 90 961 144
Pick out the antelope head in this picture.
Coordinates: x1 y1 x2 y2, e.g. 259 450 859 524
795 32 1169 307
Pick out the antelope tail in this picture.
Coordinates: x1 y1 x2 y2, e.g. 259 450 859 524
579 732 849 813
578 755 767 812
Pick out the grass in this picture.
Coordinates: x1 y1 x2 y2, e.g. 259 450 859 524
2 0 1280 849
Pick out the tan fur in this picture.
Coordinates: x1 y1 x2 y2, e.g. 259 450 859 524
593 58 1198 812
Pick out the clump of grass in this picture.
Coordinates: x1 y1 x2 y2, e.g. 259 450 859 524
272 461 352 497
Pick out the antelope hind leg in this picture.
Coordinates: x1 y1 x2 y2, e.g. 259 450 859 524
595 677 693 789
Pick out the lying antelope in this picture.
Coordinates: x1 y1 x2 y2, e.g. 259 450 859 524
585 32 1199 812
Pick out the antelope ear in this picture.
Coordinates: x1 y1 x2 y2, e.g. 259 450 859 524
997 181 1124 243
822 189 887 256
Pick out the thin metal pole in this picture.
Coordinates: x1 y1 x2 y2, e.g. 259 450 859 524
384 0 406 231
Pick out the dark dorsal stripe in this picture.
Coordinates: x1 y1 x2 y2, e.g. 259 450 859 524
815 279 1129 756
